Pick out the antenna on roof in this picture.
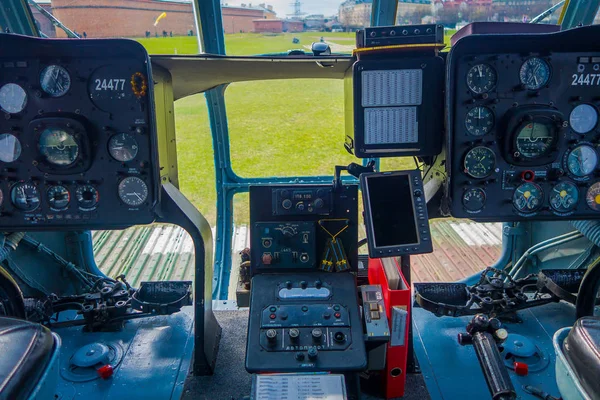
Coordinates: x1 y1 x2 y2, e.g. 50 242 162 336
287 0 305 19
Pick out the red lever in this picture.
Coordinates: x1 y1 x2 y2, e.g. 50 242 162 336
513 361 528 376
97 364 114 379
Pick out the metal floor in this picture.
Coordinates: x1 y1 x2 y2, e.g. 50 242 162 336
184 309 431 400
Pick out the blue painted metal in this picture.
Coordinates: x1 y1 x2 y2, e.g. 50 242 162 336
560 0 600 29
30 333 61 400
0 0 39 37
54 307 195 399
412 302 576 400
371 0 398 27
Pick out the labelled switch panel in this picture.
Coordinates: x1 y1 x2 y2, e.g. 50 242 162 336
272 187 333 216
360 285 390 341
246 272 366 372
252 222 316 269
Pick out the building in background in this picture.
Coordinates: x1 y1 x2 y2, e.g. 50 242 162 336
339 0 372 29
32 0 280 37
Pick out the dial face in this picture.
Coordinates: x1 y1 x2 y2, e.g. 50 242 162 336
550 181 579 213
519 58 551 90
40 65 71 97
466 64 497 94
76 185 99 210
11 182 40 212
464 146 496 179
513 182 543 213
515 121 556 159
567 145 598 177
118 177 148 207
462 188 486 212
0 83 27 114
38 128 79 166
0 133 21 163
465 107 494 136
570 104 598 134
586 182 600 211
108 133 139 162
47 185 70 210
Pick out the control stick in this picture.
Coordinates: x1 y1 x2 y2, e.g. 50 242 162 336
458 314 516 400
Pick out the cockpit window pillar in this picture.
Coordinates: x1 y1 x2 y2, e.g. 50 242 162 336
0 0 39 37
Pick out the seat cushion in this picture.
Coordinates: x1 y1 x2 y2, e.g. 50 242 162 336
0 317 54 400
564 316 600 398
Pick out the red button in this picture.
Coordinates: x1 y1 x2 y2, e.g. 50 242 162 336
334 312 341 318
513 362 528 376
97 364 114 379
270 314 276 319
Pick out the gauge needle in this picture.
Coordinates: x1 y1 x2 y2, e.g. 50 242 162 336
478 65 483 77
134 192 143 201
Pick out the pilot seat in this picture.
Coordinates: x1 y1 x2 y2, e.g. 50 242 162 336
0 317 60 400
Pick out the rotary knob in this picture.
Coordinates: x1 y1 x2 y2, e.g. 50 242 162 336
308 347 318 360
311 328 323 342
282 199 292 210
313 198 324 208
289 328 300 343
265 329 277 343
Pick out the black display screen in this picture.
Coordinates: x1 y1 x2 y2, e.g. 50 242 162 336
365 174 418 248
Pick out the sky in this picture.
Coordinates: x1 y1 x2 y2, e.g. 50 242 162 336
222 0 343 17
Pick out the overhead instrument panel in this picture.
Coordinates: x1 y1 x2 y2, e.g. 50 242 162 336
0 34 159 230
447 25 600 221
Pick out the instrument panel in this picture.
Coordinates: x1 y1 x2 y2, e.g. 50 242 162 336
0 34 159 229
448 26 600 221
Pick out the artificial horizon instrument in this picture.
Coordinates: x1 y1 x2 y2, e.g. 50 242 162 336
1 2 600 400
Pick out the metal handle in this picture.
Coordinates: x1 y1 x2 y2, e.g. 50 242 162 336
472 332 516 400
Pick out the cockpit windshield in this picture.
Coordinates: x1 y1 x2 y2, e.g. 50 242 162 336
26 0 592 56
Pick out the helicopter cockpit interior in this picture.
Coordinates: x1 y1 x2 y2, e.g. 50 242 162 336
1 0 600 399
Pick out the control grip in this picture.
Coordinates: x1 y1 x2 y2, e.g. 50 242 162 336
472 332 516 400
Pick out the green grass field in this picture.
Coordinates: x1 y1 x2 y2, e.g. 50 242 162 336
136 32 452 225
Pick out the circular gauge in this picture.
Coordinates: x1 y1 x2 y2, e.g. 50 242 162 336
76 185 99 210
10 182 40 212
47 185 70 210
519 58 551 90
466 64 497 94
515 120 557 159
0 83 27 114
570 104 598 134
513 182 543 213
586 182 600 211
549 181 579 213
464 146 496 179
567 145 598 177
108 133 139 162
0 133 21 163
462 188 486 212
38 127 79 166
118 177 148 207
40 65 71 97
465 107 494 136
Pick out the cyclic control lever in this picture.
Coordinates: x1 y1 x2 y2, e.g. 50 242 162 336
458 314 516 400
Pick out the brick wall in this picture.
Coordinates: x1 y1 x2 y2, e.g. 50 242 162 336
31 4 56 38
50 0 269 38
283 21 304 33
51 0 194 38
222 7 264 33
253 19 283 33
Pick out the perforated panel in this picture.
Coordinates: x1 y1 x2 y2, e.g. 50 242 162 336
361 69 423 107
364 107 418 144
